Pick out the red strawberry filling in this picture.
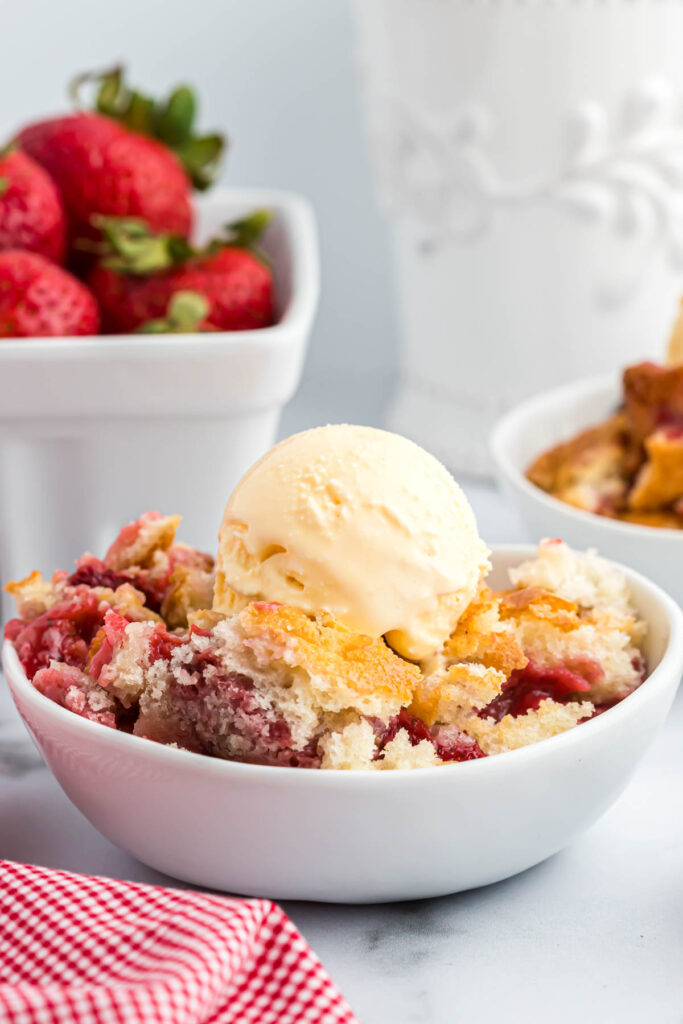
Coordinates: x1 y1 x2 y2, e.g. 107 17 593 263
480 659 597 721
378 709 431 749
32 663 116 729
67 563 134 592
68 557 164 613
147 625 185 664
171 670 320 768
656 408 683 433
89 612 132 681
431 724 486 762
375 709 485 763
138 636 321 768
5 591 107 679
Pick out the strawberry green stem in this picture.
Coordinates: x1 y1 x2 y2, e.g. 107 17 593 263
136 291 209 333
70 65 226 191
83 209 273 276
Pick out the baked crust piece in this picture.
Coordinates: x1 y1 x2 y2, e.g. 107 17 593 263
239 601 421 717
410 662 507 728
498 587 580 632
442 585 528 676
628 429 683 512
161 564 215 629
623 361 683 447
667 298 683 366
413 586 529 727
464 698 594 756
4 570 66 619
104 511 182 571
618 509 683 529
526 414 629 515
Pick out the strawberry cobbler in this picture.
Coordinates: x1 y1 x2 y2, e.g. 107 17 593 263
5 512 646 770
528 361 683 529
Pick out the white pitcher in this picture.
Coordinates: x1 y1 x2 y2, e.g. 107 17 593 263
354 0 683 474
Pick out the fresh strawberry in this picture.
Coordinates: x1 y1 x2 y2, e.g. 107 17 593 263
0 149 66 262
0 250 99 337
16 66 225 245
87 212 275 334
18 114 193 245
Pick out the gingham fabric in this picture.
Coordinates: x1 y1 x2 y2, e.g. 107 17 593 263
0 860 358 1024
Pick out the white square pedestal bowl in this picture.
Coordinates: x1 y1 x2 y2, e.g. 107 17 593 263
0 188 319 616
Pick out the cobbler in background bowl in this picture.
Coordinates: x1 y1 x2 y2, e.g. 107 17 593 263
527 362 683 530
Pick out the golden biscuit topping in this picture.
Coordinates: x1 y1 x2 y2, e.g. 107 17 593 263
239 601 421 716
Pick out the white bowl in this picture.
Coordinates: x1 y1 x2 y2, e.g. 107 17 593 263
491 375 683 607
0 188 319 610
4 545 682 903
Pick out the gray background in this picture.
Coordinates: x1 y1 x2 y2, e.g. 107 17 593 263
4 0 397 431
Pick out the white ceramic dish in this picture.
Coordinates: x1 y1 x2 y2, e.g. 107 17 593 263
0 188 319 614
354 0 683 476
4 545 682 903
491 375 683 607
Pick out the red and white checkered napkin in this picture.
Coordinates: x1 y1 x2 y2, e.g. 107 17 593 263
0 860 358 1024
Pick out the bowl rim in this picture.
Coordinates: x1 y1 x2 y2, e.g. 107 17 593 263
4 543 683 784
490 372 683 542
0 186 320 359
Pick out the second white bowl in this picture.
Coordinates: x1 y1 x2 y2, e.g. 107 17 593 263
491 374 683 607
4 545 682 903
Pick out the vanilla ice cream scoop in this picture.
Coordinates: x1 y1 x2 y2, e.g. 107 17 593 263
214 425 490 661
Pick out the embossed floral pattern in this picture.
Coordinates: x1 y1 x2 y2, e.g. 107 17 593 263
364 78 683 300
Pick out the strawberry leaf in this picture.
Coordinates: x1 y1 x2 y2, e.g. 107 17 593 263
136 290 209 333
90 66 125 116
88 215 194 275
83 208 272 276
174 134 224 191
225 209 272 249
71 65 226 190
0 177 8 198
125 92 156 134
224 209 273 266
154 86 196 147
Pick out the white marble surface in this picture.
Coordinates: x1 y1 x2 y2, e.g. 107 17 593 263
1 480 682 1024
